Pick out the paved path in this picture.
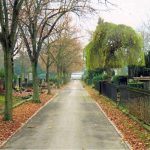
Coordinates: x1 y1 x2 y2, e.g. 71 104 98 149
1 80 129 150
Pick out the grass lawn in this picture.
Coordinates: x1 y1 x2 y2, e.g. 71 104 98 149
0 95 23 110
0 95 4 105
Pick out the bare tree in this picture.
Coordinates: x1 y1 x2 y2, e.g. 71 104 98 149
0 0 24 120
139 19 150 53
39 40 54 94
19 0 107 102
40 16 83 89
54 34 83 77
0 0 111 120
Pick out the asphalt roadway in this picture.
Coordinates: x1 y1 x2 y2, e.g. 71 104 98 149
1 80 129 150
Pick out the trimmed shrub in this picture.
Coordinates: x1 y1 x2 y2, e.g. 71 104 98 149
93 74 109 83
128 82 144 89
93 74 109 90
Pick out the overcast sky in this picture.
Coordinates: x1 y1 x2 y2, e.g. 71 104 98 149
75 0 150 46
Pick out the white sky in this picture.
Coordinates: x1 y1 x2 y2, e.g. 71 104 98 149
74 0 150 46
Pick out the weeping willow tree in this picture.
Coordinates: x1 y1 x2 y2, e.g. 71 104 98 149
85 20 145 71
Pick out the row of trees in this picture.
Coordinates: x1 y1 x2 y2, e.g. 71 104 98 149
39 16 83 93
85 18 145 72
0 1 109 120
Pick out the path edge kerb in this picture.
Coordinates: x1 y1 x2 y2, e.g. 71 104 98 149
95 101 132 150
83 82 132 149
0 93 58 148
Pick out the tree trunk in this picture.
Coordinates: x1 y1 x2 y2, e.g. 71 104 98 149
46 64 51 95
47 74 51 95
57 66 60 88
32 61 40 103
4 50 13 121
46 53 51 94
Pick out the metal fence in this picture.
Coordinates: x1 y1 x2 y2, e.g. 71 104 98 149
100 81 118 102
119 87 150 125
99 81 150 125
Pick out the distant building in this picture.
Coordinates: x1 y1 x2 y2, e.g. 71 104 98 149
71 72 83 80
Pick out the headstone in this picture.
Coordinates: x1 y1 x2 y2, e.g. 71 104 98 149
29 73 32 81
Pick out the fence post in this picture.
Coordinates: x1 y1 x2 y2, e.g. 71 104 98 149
117 88 120 106
99 81 101 95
